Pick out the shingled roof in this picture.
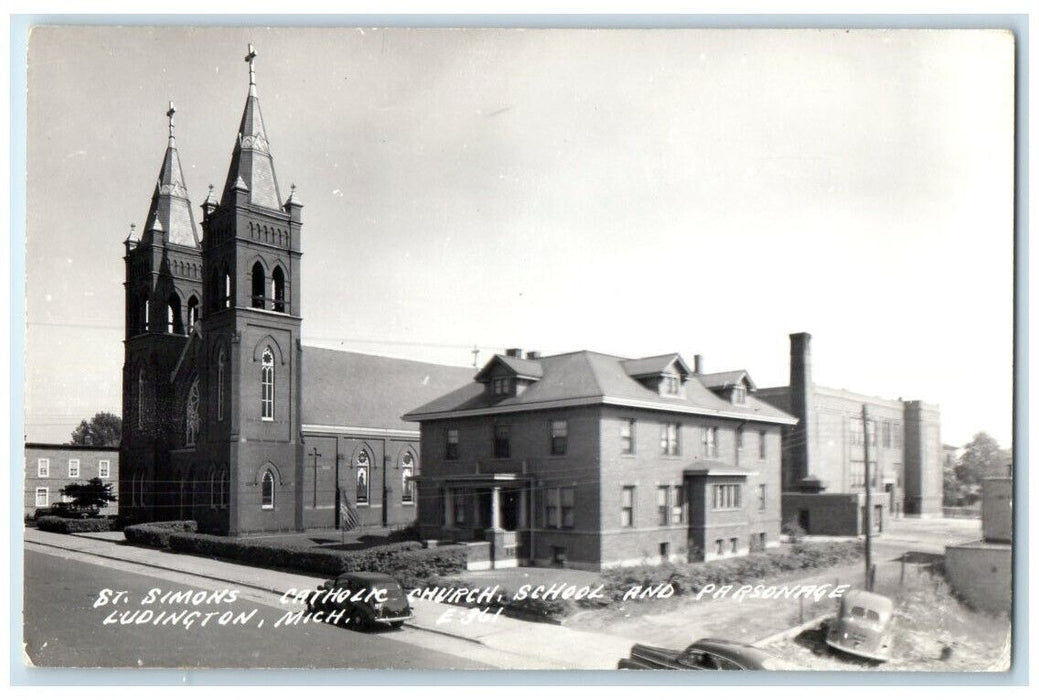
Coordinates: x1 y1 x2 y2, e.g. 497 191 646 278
301 347 475 432
699 370 758 391
404 350 797 425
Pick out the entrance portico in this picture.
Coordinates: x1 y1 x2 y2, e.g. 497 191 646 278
417 473 533 568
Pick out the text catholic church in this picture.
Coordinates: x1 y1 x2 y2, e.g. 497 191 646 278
119 47 474 534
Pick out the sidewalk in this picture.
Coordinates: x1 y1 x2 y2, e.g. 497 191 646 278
24 528 637 670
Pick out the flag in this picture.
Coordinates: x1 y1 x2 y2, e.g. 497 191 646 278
340 498 361 531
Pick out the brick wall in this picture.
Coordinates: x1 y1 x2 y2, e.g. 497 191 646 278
25 444 119 517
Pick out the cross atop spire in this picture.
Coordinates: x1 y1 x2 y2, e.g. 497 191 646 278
166 101 176 145
245 43 257 96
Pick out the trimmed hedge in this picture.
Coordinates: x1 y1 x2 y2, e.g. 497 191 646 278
597 540 864 602
161 532 465 587
124 520 199 548
35 516 117 534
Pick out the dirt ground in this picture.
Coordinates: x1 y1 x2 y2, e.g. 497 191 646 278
765 574 1011 672
564 552 1011 673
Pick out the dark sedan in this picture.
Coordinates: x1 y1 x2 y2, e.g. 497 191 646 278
306 572 413 630
618 638 790 671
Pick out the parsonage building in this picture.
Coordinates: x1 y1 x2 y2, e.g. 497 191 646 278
118 49 472 534
404 349 797 570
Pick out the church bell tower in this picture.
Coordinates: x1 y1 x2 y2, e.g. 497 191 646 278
200 45 305 535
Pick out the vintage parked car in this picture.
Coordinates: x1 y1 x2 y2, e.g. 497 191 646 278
306 571 413 630
32 502 101 520
825 589 895 662
617 638 789 671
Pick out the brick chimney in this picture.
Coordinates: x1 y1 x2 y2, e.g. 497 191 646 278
789 332 816 489
526 351 541 360
505 348 523 358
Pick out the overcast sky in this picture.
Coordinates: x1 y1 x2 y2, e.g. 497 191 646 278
23 26 1014 447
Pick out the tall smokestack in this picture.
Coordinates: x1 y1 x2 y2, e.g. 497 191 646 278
789 332 816 488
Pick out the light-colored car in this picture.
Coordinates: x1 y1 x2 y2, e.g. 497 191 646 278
826 589 895 662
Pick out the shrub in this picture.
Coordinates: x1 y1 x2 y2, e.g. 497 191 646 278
782 518 807 543
35 515 117 534
159 532 465 586
124 520 198 548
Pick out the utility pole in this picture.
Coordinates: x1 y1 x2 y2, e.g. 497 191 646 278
471 345 480 368
862 404 874 591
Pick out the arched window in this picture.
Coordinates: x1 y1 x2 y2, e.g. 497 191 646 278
185 378 200 447
271 266 286 313
186 295 200 330
356 450 370 504
261 469 275 509
137 367 147 430
223 266 232 309
401 452 415 504
142 292 150 331
251 262 265 309
209 467 217 507
221 467 230 508
260 347 274 420
217 348 226 421
167 292 183 334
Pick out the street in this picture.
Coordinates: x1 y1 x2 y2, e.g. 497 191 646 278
23 549 494 669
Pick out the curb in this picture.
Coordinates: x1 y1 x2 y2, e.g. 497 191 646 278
753 612 832 648
25 536 298 598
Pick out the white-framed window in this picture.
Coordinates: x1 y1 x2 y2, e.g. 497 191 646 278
702 426 718 458
261 469 275 509
355 450 370 504
560 487 574 528
620 418 636 454
544 487 576 529
401 452 415 504
492 377 510 396
758 483 767 512
621 486 635 527
549 420 568 456
657 485 671 526
68 459 80 479
545 488 559 528
37 458 50 478
732 385 747 404
493 424 510 458
712 483 743 511
35 487 49 507
663 375 680 395
98 460 111 479
660 422 680 456
672 485 686 524
261 347 274 420
759 430 768 459
445 429 459 460
186 378 200 447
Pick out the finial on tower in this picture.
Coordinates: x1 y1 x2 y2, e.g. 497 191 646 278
245 43 257 95
166 101 176 145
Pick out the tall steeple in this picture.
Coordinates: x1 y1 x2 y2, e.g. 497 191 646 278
220 44 283 210
142 101 200 248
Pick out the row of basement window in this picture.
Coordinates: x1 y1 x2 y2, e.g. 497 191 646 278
444 421 769 460
36 458 110 479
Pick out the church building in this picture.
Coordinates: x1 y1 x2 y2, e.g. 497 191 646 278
118 47 472 535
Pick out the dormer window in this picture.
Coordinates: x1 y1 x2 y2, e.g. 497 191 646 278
664 375 681 395
732 385 747 404
492 377 511 396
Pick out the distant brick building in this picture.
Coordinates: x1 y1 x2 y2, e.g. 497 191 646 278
756 332 943 535
24 443 119 517
404 349 797 570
